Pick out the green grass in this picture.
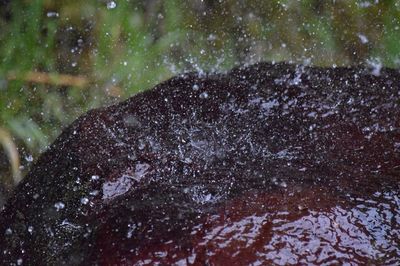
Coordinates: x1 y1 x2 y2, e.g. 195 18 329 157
1 0 400 186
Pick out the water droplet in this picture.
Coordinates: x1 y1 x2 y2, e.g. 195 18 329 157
280 181 287 188
107 1 117 9
25 155 33 162
80 197 89 205
200 92 209 99
27 226 33 234
183 157 192 164
207 34 217 41
89 190 99 196
297 205 307 211
357 33 369 44
126 224 136 239
54 202 65 211
138 139 145 150
46 11 59 18
5 228 12 235
367 58 382 76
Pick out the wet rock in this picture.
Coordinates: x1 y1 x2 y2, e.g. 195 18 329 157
0 62 399 265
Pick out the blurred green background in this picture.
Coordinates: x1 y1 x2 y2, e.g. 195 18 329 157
1 0 400 196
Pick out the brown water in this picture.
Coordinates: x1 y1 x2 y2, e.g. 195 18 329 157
91 183 399 265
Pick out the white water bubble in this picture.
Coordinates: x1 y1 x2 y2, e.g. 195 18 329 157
27 226 34 234
80 197 89 205
107 1 117 9
357 33 369 44
207 34 217 41
367 58 382 76
89 190 99 196
25 155 33 162
46 11 59 18
199 92 209 99
126 224 136 239
5 228 12 235
54 202 65 211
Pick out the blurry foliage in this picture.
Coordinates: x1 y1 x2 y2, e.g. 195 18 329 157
0 0 400 184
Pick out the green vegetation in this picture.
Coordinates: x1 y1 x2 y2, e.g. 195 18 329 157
1 0 400 187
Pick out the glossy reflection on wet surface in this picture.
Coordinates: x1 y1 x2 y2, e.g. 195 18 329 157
202 187 399 265
0 62 399 265
94 183 400 265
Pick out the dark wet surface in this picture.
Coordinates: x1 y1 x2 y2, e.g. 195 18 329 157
0 62 399 265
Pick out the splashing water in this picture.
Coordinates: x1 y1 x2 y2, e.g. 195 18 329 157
0 62 399 265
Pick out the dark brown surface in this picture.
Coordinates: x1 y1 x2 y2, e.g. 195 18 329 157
0 62 399 265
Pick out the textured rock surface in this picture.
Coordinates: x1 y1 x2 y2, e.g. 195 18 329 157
0 62 399 265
